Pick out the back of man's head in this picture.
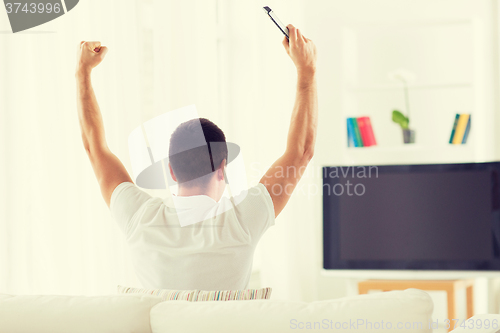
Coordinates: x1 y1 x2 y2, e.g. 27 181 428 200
169 118 227 188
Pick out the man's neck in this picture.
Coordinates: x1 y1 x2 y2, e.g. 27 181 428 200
177 186 218 202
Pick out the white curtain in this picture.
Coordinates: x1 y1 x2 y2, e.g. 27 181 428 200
0 0 222 295
0 0 145 295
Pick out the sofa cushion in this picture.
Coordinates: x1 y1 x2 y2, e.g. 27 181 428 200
150 288 433 333
0 293 162 333
118 285 272 301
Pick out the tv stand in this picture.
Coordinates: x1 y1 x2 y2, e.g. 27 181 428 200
358 279 474 332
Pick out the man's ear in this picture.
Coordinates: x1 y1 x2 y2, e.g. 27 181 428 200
168 163 177 182
217 159 227 181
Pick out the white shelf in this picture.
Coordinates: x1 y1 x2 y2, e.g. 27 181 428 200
346 144 425 152
344 82 473 92
339 144 475 166
332 15 493 167
345 144 470 152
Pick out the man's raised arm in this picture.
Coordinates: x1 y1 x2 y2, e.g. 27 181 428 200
76 41 133 207
260 24 318 218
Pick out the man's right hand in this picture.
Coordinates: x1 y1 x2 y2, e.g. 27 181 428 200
282 24 317 75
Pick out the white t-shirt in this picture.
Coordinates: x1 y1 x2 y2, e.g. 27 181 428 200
110 182 275 291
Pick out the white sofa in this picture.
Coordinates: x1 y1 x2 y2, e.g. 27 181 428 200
0 289 434 333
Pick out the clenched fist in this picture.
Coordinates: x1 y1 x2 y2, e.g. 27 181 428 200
76 41 108 77
282 25 317 75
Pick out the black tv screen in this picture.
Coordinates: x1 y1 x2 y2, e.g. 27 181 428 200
323 162 500 270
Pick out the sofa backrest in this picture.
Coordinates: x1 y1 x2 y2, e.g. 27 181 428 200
0 293 162 333
149 288 434 333
0 288 433 333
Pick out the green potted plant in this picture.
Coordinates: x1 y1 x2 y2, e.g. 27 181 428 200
392 110 414 144
388 69 416 144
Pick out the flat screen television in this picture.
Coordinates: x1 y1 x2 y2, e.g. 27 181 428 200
323 162 500 271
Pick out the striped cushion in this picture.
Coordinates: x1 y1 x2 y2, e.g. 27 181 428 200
117 285 272 302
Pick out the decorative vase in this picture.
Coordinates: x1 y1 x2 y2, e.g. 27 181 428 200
402 129 415 144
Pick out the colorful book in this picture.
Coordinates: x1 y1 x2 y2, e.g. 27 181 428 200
449 114 460 144
346 118 355 147
357 116 377 146
365 118 377 146
452 114 470 144
349 118 364 147
462 116 471 144
357 117 370 146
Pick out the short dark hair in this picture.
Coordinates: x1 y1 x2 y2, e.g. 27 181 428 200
169 118 227 187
